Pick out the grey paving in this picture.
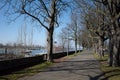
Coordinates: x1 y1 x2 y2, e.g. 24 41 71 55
18 50 105 80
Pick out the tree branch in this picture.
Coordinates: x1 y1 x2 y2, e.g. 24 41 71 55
95 31 101 37
93 0 108 5
22 5 49 31
38 0 51 18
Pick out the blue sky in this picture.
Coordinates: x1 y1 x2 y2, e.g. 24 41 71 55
0 7 71 46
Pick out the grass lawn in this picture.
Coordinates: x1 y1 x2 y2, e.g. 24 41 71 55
94 53 120 80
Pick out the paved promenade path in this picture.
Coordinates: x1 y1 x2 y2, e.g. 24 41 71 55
18 50 105 80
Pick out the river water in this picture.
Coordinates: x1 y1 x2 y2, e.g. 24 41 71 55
0 48 47 56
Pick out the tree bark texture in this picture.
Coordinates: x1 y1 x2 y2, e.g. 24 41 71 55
108 35 113 66
75 38 77 54
98 37 104 58
104 0 120 66
46 0 56 62
47 30 54 62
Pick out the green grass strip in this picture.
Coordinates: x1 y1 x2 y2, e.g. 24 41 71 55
94 53 120 80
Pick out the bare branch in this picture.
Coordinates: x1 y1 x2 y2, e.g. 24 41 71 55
22 4 49 31
38 0 51 18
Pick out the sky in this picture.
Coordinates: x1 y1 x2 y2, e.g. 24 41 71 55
0 5 71 47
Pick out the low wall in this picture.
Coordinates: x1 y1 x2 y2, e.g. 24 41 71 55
52 51 79 59
0 50 81 75
0 55 44 75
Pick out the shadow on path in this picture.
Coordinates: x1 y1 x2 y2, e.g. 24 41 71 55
17 51 120 80
36 60 119 80
37 60 107 80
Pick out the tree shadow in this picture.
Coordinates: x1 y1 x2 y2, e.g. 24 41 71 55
88 69 120 80
32 60 103 79
35 60 120 80
1 59 119 80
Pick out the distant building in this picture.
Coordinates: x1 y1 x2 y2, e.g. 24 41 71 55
53 46 64 53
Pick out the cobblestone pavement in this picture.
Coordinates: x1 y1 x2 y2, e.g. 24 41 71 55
18 50 105 80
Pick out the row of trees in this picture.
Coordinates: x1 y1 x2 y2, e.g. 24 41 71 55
59 0 120 67
60 12 80 54
17 20 38 48
74 0 120 66
58 11 93 54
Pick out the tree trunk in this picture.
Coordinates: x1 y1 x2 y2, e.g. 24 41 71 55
108 36 113 66
118 41 120 66
79 43 81 52
101 38 104 57
111 11 120 66
112 32 120 66
108 23 120 66
94 43 98 54
75 38 77 54
46 0 56 62
62 41 64 53
107 0 120 67
62 46 64 52
47 30 54 62
98 37 104 58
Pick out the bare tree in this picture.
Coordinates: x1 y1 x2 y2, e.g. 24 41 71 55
67 12 80 53
1 0 71 62
17 21 27 47
102 0 120 66
87 3 108 57
92 0 120 66
58 26 72 55
75 0 120 66
58 29 67 52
